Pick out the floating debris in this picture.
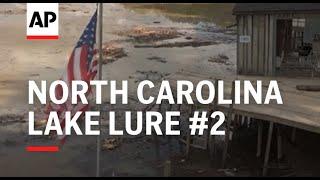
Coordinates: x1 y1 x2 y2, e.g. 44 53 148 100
135 41 217 48
3 139 18 147
34 119 47 128
94 42 127 64
208 54 231 65
29 73 40 77
0 114 25 125
102 138 121 151
117 26 181 43
132 70 170 83
147 56 167 63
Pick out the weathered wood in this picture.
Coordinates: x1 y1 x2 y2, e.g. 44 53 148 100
268 15 275 76
152 106 161 161
238 16 244 74
185 104 195 159
258 15 265 74
296 85 320 91
177 104 184 153
244 16 248 74
247 15 253 73
277 125 283 160
256 120 263 157
163 160 171 177
222 81 236 168
252 15 259 74
209 79 219 164
166 72 320 135
264 14 270 76
291 127 297 143
263 122 274 176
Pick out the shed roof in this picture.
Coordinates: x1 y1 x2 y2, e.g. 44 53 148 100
233 3 320 15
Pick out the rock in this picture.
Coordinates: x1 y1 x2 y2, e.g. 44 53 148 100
185 36 193 40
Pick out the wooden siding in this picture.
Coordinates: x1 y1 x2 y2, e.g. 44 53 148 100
237 14 276 75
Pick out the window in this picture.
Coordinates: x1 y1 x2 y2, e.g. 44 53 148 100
292 18 305 27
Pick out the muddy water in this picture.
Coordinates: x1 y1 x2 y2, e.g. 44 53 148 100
0 3 236 116
0 3 236 177
122 3 235 27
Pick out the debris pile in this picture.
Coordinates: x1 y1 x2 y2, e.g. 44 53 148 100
208 54 231 65
94 42 127 64
147 56 167 63
135 41 217 48
129 70 170 83
102 138 121 151
117 26 181 42
0 114 25 125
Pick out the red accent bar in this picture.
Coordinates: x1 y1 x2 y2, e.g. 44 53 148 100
26 35 59 40
26 146 59 152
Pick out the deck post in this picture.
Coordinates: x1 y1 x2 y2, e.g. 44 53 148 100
263 122 274 176
168 104 173 158
277 125 283 160
185 104 195 159
177 103 184 153
163 160 171 177
256 120 263 157
152 105 161 162
291 127 296 144
222 80 235 168
209 79 219 164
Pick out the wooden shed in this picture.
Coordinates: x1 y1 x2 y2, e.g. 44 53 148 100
233 3 320 76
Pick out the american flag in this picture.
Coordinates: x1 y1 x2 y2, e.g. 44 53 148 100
45 10 98 143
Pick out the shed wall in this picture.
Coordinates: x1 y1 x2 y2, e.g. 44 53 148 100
237 14 276 76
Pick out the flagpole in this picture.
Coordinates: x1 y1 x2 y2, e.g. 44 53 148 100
96 2 103 177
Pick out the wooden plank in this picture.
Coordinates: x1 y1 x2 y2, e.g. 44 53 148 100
165 72 320 135
256 120 263 157
243 16 248 74
252 15 259 74
238 16 244 74
277 125 283 160
263 122 274 176
296 85 320 91
258 15 265 75
163 160 171 177
208 79 219 163
268 15 275 76
264 15 269 76
222 81 236 168
247 15 253 74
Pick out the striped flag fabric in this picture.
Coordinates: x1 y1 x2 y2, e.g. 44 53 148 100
45 10 98 143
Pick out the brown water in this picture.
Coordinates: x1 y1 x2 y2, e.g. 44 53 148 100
0 3 236 115
122 3 235 27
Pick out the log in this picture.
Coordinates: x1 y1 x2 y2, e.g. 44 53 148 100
296 85 320 91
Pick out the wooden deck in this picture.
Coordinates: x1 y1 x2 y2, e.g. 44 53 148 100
166 71 320 134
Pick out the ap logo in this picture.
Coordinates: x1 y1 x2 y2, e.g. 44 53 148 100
26 3 59 40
